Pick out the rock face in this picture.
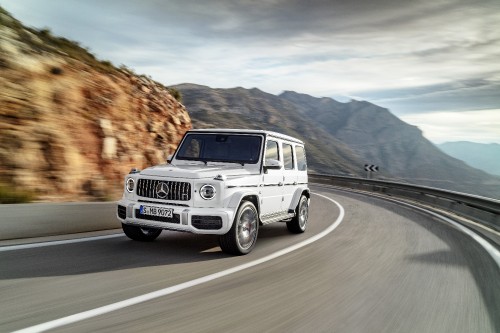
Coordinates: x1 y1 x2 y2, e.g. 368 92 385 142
0 8 191 201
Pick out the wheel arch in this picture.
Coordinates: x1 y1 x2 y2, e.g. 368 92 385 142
288 187 310 211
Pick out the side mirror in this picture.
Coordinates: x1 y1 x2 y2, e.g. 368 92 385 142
166 154 173 164
264 159 283 172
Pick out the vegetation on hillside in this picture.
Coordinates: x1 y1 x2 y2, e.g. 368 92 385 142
0 184 35 204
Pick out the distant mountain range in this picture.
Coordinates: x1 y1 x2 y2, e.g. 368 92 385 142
438 142 500 177
173 83 500 199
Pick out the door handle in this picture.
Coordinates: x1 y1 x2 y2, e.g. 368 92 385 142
278 182 283 186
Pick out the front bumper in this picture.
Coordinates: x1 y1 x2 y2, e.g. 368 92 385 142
117 199 234 235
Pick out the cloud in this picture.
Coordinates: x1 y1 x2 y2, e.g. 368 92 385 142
401 109 500 144
365 80 500 114
1 0 499 143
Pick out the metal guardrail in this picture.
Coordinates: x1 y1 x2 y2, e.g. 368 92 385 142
309 173 500 232
0 202 119 241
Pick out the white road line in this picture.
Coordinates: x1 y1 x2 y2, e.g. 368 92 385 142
0 234 124 252
12 193 344 333
384 197 500 268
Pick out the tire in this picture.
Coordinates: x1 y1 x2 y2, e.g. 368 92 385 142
287 195 309 234
219 201 259 255
122 224 162 242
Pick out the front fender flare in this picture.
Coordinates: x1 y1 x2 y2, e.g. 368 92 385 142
227 190 261 213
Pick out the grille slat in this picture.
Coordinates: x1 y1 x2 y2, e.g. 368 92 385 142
147 179 152 197
137 179 191 201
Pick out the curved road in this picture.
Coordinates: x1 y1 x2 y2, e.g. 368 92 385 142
1 185 499 332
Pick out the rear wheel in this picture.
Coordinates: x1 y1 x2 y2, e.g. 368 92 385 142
287 195 309 233
219 201 259 255
122 224 162 241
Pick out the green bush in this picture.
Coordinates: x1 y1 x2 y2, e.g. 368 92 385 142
0 184 35 204
167 88 182 103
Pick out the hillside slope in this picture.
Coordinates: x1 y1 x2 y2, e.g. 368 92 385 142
0 7 191 202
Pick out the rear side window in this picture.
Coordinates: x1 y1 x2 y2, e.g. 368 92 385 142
296 146 307 171
283 143 294 170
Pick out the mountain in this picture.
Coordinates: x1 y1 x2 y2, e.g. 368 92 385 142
438 142 500 176
174 84 500 199
173 83 366 176
0 7 191 202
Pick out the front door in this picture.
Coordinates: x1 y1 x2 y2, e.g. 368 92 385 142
260 139 283 218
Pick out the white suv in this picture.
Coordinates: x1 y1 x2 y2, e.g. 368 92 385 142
117 129 309 255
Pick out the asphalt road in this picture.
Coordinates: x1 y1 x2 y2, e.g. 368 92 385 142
1 185 499 333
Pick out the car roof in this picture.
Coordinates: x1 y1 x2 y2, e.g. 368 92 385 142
187 128 304 145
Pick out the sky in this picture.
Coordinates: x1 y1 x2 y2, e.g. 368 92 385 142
2 0 499 144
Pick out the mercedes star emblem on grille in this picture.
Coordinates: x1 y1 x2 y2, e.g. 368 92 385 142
156 182 169 198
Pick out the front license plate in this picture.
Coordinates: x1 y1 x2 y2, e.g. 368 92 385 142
140 205 173 218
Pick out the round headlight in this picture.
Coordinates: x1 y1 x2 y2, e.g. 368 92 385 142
126 178 135 193
200 184 216 200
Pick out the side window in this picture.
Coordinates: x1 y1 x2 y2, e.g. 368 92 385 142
296 146 307 171
283 143 294 170
265 140 279 161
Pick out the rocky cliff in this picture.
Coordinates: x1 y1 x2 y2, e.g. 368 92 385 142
0 8 191 202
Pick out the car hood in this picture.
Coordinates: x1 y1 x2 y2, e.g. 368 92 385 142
139 163 258 179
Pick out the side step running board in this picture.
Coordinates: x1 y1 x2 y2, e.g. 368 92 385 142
260 212 295 225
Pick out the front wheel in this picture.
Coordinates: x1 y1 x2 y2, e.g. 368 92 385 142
219 201 259 255
122 224 162 241
287 195 309 233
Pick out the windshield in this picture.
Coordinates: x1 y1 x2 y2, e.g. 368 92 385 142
176 133 262 164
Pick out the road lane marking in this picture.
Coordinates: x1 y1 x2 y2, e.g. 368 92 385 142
12 193 344 333
387 197 500 268
0 234 124 252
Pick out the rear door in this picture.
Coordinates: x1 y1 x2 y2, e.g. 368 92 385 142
295 145 308 185
282 142 297 212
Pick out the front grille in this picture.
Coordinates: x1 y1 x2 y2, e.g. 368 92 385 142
135 209 181 224
117 205 127 219
136 179 191 201
192 216 223 230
